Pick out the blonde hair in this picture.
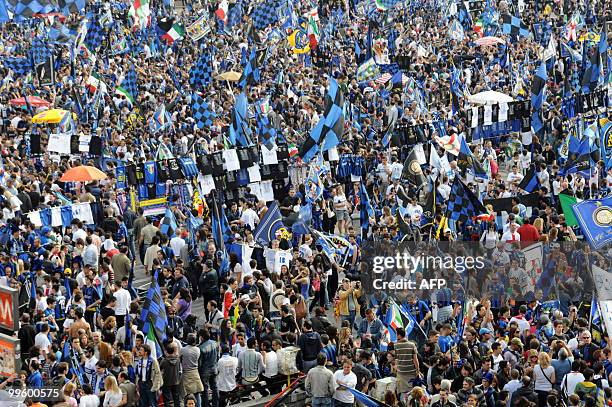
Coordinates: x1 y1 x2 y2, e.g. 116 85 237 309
104 375 120 393
63 381 76 396
120 350 134 366
538 352 551 368
533 218 544 232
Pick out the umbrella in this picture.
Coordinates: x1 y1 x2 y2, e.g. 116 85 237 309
467 90 515 105
60 166 108 182
9 96 51 108
474 36 505 46
216 71 242 82
32 109 71 124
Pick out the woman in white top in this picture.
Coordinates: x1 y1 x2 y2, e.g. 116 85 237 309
480 224 499 253
102 375 124 407
533 352 555 407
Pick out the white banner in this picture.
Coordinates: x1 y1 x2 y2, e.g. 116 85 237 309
592 264 612 300
186 15 210 41
598 300 612 339
47 133 71 155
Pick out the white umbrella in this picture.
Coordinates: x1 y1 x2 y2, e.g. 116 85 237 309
468 90 515 105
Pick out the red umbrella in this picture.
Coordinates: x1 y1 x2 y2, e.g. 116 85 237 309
9 96 51 108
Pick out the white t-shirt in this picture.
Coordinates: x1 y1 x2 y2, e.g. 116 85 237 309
240 208 260 230
561 372 585 396
509 316 530 335
103 390 123 407
80 394 100 407
34 332 51 351
274 250 293 274
507 172 524 183
113 288 131 316
333 370 358 403
390 162 404 180
263 351 279 378
170 237 186 257
218 354 239 392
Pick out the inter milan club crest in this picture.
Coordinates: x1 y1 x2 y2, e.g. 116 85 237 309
275 227 292 241
410 160 422 175
593 203 612 228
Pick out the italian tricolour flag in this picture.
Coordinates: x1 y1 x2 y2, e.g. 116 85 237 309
86 72 107 94
129 0 151 29
159 21 185 44
306 8 320 49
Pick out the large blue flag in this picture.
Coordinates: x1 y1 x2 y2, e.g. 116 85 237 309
299 77 344 162
160 207 178 237
346 387 388 407
139 271 168 355
228 92 252 146
531 61 547 134
253 201 285 247
572 196 612 249
360 182 374 230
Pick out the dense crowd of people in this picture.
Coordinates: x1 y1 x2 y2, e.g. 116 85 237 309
0 0 611 406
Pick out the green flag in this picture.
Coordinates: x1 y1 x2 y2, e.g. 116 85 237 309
559 193 581 227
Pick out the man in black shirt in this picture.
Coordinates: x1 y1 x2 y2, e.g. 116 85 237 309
279 305 299 339
280 187 299 217
18 313 36 361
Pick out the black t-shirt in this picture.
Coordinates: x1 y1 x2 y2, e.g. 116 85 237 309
280 196 298 216
280 314 298 334
100 306 115 322
352 363 372 392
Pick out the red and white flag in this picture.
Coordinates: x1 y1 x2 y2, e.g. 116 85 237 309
215 0 229 23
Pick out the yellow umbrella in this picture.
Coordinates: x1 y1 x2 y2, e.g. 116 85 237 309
216 71 242 82
32 109 70 124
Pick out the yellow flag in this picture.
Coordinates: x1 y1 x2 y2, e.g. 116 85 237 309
287 29 310 54
436 216 448 240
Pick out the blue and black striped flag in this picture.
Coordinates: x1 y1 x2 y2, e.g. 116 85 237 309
250 0 283 29
581 29 607 92
255 101 277 150
518 166 540 192
7 0 55 19
360 182 375 230
210 194 231 276
2 56 33 76
229 92 252 146
502 14 530 40
458 136 488 179
239 47 260 90
299 76 344 162
446 177 488 222
116 67 139 106
84 17 105 52
189 52 213 90
139 271 168 355
530 61 547 134
191 92 216 129
226 0 244 28
30 37 51 66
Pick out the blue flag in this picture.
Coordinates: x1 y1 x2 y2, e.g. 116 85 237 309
160 207 178 237
572 196 612 249
346 388 386 407
360 183 374 230
253 201 285 247
228 92 252 146
299 77 344 162
139 271 168 354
